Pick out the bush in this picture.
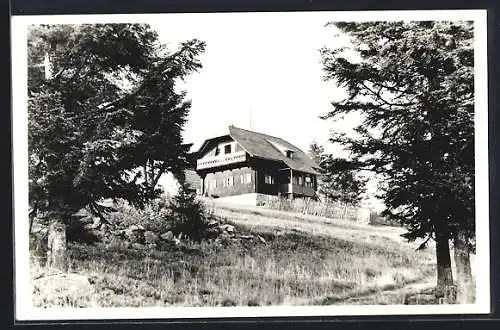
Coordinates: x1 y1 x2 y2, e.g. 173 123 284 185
75 185 210 242
106 196 173 234
168 182 209 242
369 212 401 227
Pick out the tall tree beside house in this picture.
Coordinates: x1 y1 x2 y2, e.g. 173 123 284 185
307 141 326 201
320 21 475 302
307 141 366 209
319 156 367 208
307 141 325 166
28 24 205 271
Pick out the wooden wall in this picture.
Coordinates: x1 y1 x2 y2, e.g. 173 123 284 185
203 166 256 198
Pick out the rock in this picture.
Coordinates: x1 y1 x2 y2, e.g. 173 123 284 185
90 217 101 229
131 242 147 250
257 235 267 245
128 224 144 231
208 220 218 227
172 237 182 246
144 231 159 244
112 230 124 237
160 231 174 241
239 235 254 240
126 230 144 243
220 224 235 233
221 298 237 307
146 243 157 250
33 273 93 298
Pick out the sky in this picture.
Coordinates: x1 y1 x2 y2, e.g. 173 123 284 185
143 12 382 206
146 12 356 157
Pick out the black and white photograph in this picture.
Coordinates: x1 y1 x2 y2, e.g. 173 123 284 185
11 9 489 320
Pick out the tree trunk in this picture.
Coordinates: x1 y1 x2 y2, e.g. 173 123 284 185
436 226 453 299
46 214 68 272
453 230 475 303
435 226 454 300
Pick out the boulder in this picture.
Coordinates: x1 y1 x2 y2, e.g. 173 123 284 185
125 229 144 243
220 224 235 233
144 231 159 244
160 231 174 241
128 224 145 232
131 242 147 250
33 273 93 298
90 217 101 229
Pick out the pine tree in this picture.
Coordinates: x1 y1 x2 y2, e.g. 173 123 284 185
320 21 474 300
28 24 205 270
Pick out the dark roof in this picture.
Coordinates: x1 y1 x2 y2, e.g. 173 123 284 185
197 125 321 175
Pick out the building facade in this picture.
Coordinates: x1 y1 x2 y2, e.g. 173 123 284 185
195 126 320 204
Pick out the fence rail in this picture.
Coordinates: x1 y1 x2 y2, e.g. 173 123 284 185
256 195 371 223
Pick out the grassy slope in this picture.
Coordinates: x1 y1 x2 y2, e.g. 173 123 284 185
31 200 436 307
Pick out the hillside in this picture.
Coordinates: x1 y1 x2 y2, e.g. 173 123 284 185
31 199 437 308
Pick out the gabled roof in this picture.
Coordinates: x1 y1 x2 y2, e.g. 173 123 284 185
196 125 321 175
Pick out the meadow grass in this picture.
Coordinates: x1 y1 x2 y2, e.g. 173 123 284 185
31 220 434 308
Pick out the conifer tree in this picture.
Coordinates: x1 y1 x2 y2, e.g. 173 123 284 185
320 21 475 300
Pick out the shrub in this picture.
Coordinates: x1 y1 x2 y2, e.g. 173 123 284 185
106 196 174 234
169 181 209 242
369 212 401 227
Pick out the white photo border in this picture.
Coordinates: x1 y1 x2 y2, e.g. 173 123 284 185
11 9 490 321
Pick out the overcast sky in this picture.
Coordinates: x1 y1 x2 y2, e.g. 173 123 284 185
147 12 356 157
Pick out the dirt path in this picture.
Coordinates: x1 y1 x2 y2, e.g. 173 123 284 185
329 276 436 305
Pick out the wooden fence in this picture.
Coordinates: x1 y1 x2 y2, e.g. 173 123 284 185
255 194 371 223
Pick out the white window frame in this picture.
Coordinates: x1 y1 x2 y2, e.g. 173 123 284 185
241 173 252 184
264 174 275 185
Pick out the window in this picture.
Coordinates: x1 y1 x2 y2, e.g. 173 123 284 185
305 175 313 187
214 147 220 156
264 174 275 185
224 144 232 154
209 179 217 189
298 176 303 185
286 150 294 159
225 176 234 186
240 173 252 184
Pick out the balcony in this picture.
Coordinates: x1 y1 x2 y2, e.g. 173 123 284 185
197 150 247 170
279 183 316 197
